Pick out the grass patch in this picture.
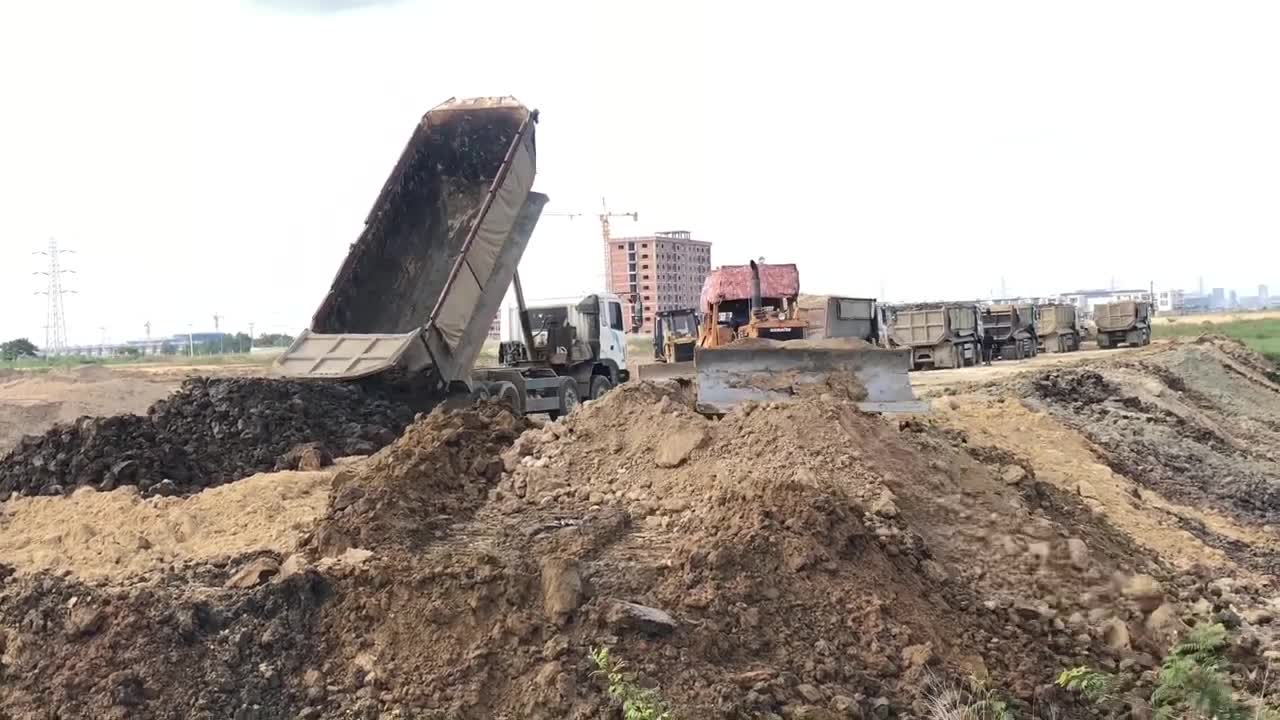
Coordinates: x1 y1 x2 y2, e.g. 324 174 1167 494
1154 318 1280 364
0 352 278 373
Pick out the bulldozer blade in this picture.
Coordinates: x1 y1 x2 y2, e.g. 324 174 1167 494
635 360 696 382
694 346 928 415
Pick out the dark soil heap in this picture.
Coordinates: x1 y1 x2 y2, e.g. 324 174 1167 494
0 377 413 498
1024 340 1280 524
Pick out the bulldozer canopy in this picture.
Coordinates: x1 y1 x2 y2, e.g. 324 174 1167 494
700 264 800 309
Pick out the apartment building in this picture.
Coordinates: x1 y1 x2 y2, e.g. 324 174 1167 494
604 231 712 334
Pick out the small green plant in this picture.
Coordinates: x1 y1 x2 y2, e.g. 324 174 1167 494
1059 624 1248 720
1151 623 1240 720
1056 666 1118 703
591 647 674 720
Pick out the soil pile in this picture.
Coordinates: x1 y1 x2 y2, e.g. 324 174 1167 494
0 466 336 582
0 377 413 498
0 366 178 453
1023 340 1280 525
1 351 1276 719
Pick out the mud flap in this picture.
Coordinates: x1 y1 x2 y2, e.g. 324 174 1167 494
694 347 928 415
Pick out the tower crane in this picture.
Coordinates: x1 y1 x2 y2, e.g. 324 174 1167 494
543 197 642 327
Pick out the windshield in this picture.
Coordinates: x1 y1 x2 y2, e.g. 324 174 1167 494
662 313 697 337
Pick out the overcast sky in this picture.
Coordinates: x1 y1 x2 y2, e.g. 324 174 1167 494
2 0 1277 345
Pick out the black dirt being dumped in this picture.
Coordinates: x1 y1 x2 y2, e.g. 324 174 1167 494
0 377 414 499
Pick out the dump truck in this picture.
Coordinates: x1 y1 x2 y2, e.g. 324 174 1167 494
275 97 623 417
1094 300 1152 349
798 295 888 346
1036 303 1080 353
981 304 1038 360
693 262 925 414
885 303 982 370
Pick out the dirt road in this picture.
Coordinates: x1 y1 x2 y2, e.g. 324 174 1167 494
910 343 1135 391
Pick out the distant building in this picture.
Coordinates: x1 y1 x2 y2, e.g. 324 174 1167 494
605 230 712 334
1054 288 1152 317
1211 288 1226 310
1182 294 1213 313
1229 289 1239 308
1261 285 1270 307
1155 289 1185 314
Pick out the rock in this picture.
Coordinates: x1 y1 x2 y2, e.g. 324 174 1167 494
539 558 583 626
1214 608 1242 629
654 425 705 468
148 479 178 497
605 600 677 636
65 606 106 639
1144 604 1187 646
900 643 934 669
1001 465 1027 485
1103 618 1132 652
797 684 824 704
1065 538 1089 569
1123 575 1164 612
1027 541 1051 563
869 697 891 720
224 557 280 589
788 706 838 720
870 490 899 519
921 560 949 583
276 554 308 581
956 654 989 681
1242 608 1274 625
1189 598 1213 616
831 695 859 718
730 669 777 687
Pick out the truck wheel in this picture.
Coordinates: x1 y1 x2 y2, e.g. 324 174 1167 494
589 375 613 400
547 379 580 420
491 381 523 416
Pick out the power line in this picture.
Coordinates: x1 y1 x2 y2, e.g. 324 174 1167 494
33 238 75 355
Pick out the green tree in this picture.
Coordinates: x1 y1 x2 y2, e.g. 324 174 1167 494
1 338 39 361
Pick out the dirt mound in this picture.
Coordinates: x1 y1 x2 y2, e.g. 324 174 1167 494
0 366 178 453
2 362 1276 719
0 466 335 583
0 377 413 498
306 402 526 555
1023 342 1280 524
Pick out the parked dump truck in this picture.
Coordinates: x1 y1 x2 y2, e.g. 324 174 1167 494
1094 300 1152 349
275 97 623 417
1036 303 1080 353
798 295 888 346
885 303 982 370
981 304 1038 360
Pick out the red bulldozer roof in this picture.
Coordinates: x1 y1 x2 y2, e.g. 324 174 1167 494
700 263 800 308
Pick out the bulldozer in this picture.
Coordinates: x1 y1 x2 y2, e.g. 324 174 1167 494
692 261 926 415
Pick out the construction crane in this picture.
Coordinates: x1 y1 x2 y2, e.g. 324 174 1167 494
543 197 641 327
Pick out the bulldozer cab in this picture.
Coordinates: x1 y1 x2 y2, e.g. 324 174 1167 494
654 309 698 363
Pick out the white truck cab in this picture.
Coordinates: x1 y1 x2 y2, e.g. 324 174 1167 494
500 292 629 403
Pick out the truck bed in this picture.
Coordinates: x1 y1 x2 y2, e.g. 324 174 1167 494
312 98 534 337
277 97 543 383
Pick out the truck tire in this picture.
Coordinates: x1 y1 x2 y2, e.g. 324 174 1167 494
491 381 523 416
589 374 613 400
547 378 580 420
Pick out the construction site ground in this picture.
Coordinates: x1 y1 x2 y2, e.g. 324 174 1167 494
0 338 1277 719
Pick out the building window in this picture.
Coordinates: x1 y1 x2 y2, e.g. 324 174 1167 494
617 244 624 249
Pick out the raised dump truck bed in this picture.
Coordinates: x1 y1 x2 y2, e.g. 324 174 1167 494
276 98 594 415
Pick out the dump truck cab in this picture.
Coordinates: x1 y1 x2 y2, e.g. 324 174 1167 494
499 293 629 393
653 309 698 363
